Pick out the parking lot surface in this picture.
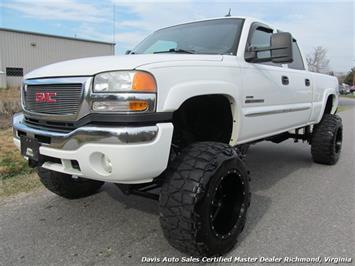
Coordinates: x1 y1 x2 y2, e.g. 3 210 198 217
1 105 354 266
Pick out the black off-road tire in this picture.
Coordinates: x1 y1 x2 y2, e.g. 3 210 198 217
37 167 104 199
236 144 250 159
159 142 251 256
311 114 343 165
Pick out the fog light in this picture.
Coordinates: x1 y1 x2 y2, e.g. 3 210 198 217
89 152 113 176
101 154 112 174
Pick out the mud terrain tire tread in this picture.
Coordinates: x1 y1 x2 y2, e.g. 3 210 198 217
159 142 251 256
311 114 343 165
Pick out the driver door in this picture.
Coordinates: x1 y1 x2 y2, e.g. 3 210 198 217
239 23 312 142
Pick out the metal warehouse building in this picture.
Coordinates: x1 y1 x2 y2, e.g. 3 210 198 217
0 28 115 88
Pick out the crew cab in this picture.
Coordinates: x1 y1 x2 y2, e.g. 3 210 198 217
12 17 342 256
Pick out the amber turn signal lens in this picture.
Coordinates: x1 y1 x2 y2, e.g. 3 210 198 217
128 100 149 111
132 71 156 92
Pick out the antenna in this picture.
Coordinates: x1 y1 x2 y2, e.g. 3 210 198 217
225 8 231 17
112 4 116 43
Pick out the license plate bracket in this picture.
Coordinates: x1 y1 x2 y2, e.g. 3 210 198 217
20 136 40 161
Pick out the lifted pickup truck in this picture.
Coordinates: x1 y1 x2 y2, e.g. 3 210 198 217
13 17 342 256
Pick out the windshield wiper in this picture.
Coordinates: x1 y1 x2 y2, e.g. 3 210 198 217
154 48 195 54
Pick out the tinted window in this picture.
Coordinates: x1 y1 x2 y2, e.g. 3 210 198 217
288 41 305 70
250 27 272 59
251 28 272 47
133 19 244 55
248 26 281 67
144 40 177 54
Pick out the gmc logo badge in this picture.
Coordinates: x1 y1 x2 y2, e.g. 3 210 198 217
35 92 57 103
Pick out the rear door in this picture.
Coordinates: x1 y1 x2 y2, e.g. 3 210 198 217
239 23 312 142
285 40 313 121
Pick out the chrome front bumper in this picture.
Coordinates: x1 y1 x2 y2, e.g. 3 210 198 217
12 112 174 184
13 113 159 150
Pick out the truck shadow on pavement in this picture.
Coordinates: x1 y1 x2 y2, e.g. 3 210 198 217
246 140 314 192
103 183 159 216
236 140 314 245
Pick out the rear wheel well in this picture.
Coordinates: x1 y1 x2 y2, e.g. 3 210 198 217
172 95 233 148
324 95 335 114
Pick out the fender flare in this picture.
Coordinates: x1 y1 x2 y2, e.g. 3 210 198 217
161 80 242 145
316 89 338 123
162 80 240 111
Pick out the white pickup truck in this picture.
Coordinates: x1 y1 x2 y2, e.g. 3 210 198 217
13 17 342 256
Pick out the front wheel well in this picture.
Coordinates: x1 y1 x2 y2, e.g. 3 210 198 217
171 94 234 148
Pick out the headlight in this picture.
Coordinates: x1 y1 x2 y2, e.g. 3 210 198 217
91 71 157 113
93 71 156 93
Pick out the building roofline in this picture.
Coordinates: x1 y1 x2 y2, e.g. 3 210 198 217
0 27 115 46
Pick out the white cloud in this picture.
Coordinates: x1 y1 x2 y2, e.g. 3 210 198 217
2 0 353 71
112 1 353 71
272 2 354 72
2 0 111 23
110 1 202 51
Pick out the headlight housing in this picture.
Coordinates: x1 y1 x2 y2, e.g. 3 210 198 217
93 71 156 93
92 71 157 113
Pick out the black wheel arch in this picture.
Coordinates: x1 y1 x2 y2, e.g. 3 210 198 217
171 94 235 148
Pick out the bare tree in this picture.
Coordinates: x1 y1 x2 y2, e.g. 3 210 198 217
306 46 330 73
344 67 355 85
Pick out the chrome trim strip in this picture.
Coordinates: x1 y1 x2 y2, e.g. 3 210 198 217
245 106 311 117
245 99 264 104
24 77 91 85
90 93 156 113
13 113 159 150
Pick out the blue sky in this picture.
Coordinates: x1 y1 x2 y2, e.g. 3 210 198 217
0 0 353 72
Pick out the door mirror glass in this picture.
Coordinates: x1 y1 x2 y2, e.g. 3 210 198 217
245 31 294 64
270 32 293 64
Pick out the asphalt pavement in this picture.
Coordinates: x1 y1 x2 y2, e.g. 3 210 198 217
0 104 354 266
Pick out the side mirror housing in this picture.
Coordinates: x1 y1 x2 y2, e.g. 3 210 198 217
245 32 294 64
270 32 293 64
125 50 132 55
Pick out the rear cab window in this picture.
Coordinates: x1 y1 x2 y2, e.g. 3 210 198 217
288 41 305 70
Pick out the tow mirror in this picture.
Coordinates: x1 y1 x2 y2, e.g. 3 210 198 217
270 32 293 64
245 32 294 64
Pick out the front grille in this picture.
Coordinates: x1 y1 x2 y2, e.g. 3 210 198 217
24 84 83 115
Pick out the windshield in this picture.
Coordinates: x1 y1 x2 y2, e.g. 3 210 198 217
132 18 244 55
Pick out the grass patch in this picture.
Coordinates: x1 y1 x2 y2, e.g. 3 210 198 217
0 87 21 129
0 87 21 116
0 172 42 198
0 128 33 179
0 128 41 197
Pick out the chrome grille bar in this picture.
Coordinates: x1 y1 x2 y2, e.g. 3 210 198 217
24 84 83 115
